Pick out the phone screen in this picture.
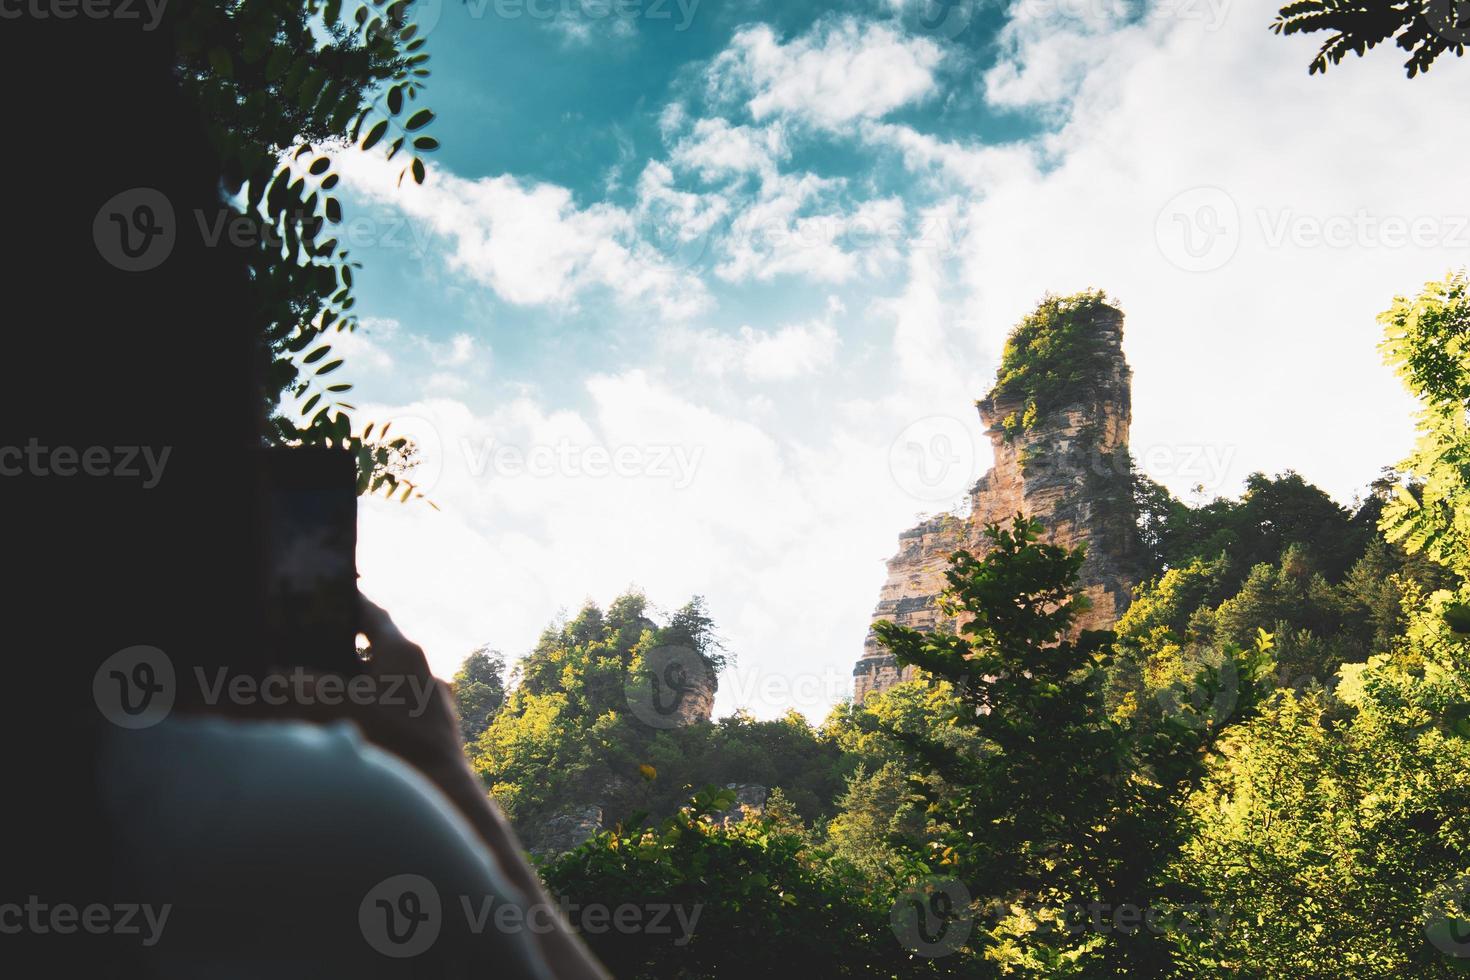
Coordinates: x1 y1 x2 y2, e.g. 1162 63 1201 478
259 447 360 673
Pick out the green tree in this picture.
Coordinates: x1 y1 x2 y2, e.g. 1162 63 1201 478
1177 592 1470 976
538 787 961 979
873 516 1272 976
469 594 849 852
452 646 507 745
989 289 1114 440
1380 274 1470 576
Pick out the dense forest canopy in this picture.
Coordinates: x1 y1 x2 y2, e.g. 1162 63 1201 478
453 276 1470 976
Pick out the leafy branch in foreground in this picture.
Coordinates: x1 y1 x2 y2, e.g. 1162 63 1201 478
173 0 441 500
1272 0 1469 77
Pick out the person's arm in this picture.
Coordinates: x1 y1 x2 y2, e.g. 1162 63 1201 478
329 597 613 980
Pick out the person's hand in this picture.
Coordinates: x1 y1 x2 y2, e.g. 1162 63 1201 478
211 593 610 980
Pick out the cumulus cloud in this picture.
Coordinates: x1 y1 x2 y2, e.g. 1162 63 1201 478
338 153 712 320
671 314 842 382
669 118 789 183
708 18 945 130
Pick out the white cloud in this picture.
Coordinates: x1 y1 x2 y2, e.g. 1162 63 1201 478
715 174 906 283
672 316 842 382
355 372 952 719
338 154 712 320
355 7 1470 725
886 10 1464 504
708 18 945 130
669 118 789 183
329 316 399 372
422 332 478 368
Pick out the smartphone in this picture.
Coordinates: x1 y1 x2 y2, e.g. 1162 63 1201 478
258 447 361 673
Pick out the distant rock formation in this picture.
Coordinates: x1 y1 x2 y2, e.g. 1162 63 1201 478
538 804 603 856
853 296 1143 701
716 783 768 826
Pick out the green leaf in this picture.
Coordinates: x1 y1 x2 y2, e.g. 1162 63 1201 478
361 119 389 152
208 47 234 79
405 109 435 131
303 345 331 365
387 85 404 115
411 158 426 184
413 136 439 152
316 359 345 376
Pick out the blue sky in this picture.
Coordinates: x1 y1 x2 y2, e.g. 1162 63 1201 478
326 0 1470 720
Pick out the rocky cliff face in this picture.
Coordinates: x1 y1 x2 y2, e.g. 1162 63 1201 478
853 299 1142 700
